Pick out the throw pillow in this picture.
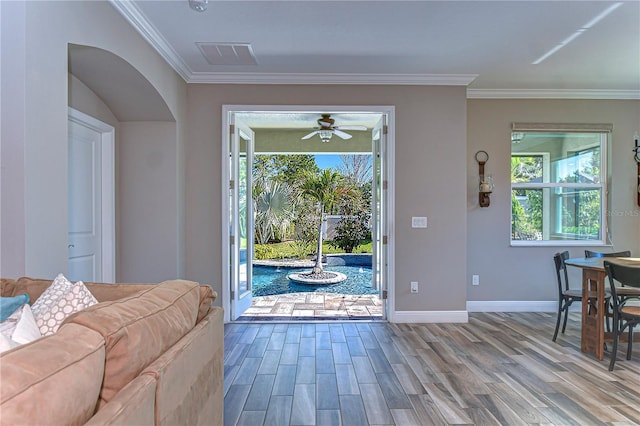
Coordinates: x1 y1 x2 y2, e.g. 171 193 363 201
0 294 30 321
12 304 42 344
0 304 41 354
0 333 18 354
31 273 98 336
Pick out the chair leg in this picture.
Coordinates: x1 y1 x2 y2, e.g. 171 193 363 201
561 304 569 334
627 324 634 361
609 315 620 371
553 300 563 341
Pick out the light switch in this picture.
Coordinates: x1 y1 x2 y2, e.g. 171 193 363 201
411 216 427 228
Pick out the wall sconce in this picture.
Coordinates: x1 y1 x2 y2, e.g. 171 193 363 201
475 150 493 207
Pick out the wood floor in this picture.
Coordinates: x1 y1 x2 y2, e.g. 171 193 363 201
223 312 640 425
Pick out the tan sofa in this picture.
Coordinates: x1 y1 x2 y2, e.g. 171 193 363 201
0 277 223 426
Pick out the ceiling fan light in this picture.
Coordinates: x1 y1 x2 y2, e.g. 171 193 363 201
319 129 333 143
188 0 208 12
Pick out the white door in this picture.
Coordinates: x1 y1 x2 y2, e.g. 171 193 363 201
230 117 255 319
372 116 388 316
67 110 115 283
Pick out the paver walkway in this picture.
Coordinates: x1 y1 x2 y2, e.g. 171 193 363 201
238 292 383 321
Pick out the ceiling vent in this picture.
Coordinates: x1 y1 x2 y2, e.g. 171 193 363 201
196 43 258 66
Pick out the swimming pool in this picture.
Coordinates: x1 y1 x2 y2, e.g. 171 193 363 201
252 265 376 297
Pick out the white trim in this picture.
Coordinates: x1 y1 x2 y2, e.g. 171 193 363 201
468 89 640 100
222 107 231 323
391 310 469 323
68 108 116 283
467 301 557 312
190 73 477 86
109 0 192 81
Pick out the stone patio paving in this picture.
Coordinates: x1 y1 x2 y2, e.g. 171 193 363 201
237 292 383 321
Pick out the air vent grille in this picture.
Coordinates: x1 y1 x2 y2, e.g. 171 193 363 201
196 42 258 66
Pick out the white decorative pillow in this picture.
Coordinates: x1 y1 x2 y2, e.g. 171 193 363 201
31 273 98 336
12 304 42 344
0 304 42 354
0 333 18 354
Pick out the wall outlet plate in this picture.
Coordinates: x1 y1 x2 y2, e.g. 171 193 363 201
411 217 427 228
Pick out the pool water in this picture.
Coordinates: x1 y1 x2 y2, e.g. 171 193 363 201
252 265 376 297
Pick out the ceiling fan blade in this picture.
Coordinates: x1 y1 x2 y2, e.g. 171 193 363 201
301 130 319 140
333 129 353 140
336 125 367 131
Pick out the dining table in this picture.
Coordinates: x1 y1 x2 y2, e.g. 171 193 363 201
564 256 640 361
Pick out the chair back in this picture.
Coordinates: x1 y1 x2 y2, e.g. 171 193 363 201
554 251 571 294
585 250 631 258
604 261 640 307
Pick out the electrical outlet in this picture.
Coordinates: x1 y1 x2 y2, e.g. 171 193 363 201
472 275 480 286
410 281 419 293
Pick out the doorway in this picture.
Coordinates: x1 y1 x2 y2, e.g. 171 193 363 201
67 108 115 283
222 105 395 322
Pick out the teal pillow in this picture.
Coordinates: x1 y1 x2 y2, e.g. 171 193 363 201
0 294 30 321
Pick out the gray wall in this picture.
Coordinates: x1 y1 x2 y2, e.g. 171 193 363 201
467 99 640 305
185 85 469 313
0 1 187 281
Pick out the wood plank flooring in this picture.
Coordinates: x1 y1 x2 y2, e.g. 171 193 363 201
223 312 640 425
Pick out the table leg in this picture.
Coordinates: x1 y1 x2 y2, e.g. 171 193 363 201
581 269 606 360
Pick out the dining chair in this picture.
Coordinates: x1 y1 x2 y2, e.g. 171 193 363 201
553 251 584 341
584 250 631 258
604 261 640 371
586 250 639 325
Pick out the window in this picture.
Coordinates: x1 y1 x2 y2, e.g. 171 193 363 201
511 124 609 245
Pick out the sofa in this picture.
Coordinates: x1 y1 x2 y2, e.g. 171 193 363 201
0 276 223 426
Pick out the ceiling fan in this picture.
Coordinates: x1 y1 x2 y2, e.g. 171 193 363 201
301 114 367 143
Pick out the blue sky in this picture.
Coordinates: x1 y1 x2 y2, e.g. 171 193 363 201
314 154 342 170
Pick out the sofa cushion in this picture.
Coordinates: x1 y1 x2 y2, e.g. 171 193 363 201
62 279 201 406
0 323 106 425
31 274 98 336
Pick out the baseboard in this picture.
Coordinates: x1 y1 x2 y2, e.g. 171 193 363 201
466 300 557 312
390 310 469 323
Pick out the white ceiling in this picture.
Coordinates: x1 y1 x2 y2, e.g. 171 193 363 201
112 0 640 98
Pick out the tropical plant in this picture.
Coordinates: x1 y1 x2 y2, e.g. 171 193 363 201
331 211 370 253
253 180 296 244
299 169 357 274
331 182 371 253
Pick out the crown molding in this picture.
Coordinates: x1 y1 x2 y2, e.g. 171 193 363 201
188 72 478 85
109 1 637 96
109 0 192 81
467 88 640 100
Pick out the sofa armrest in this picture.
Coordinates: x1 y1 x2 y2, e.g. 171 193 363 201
85 375 156 426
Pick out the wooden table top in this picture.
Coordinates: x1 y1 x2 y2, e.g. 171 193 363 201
565 257 640 271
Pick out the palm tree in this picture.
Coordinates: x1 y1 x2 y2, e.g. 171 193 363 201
253 180 296 244
299 169 356 275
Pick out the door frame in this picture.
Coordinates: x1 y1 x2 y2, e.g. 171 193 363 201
221 105 395 323
68 108 115 282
